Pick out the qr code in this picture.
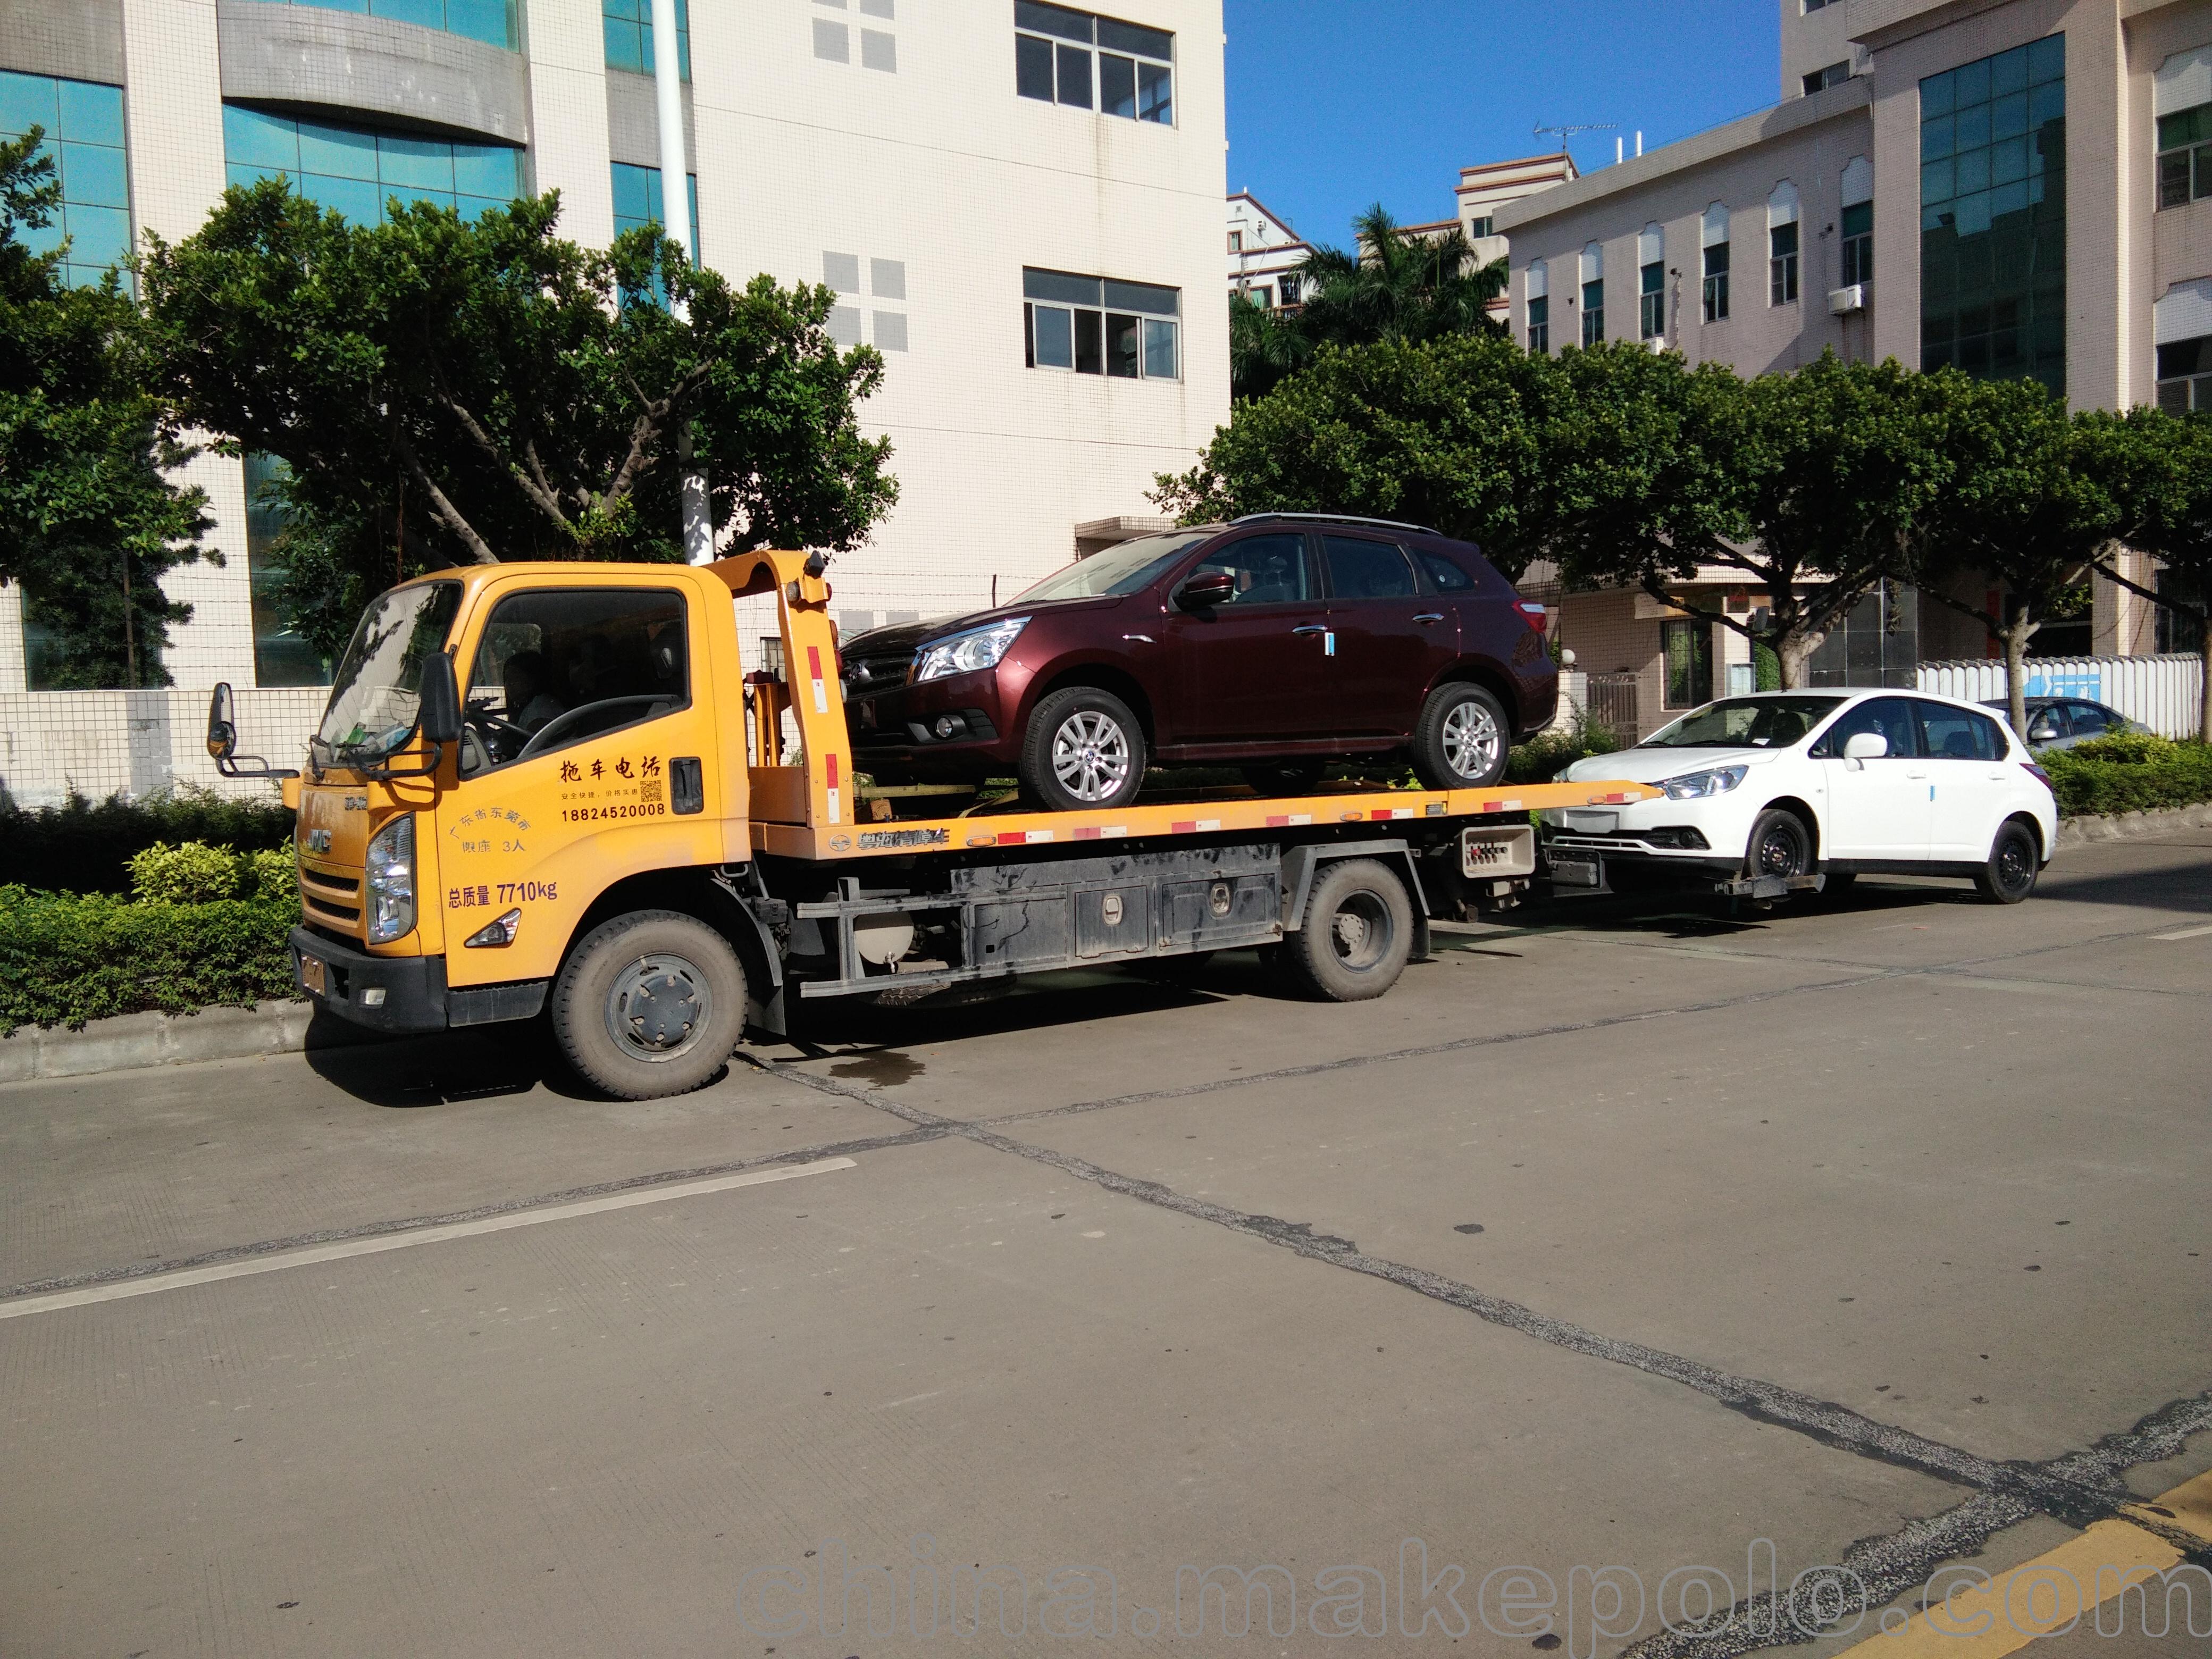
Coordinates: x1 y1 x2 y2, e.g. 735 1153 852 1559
641 778 664 805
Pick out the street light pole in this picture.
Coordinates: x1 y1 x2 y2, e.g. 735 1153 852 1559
650 0 711 564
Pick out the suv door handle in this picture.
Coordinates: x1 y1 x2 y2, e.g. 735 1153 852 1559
1413 613 1445 624
1292 624 1329 635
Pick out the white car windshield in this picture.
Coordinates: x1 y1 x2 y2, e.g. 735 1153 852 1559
1639 696 1845 749
1012 533 1211 602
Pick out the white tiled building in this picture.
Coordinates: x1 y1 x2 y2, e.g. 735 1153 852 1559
0 0 1229 803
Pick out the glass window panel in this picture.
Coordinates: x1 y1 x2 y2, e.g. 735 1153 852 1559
1099 52 1136 116
59 141 128 208
860 28 895 71
1104 311 1139 376
223 104 299 171
15 212 61 258
0 69 57 139
1954 147 1990 195
1990 179 2029 223
1990 134 2027 185
1954 189 1991 236
1953 57 1990 108
869 256 905 299
378 133 455 191
1921 69 1955 119
451 143 520 199
1137 61 1171 122
1189 534 1307 604
377 0 445 27
1025 267 1102 305
610 160 655 222
2027 33 2064 85
1072 307 1102 372
1016 32 1054 99
1015 1 1093 43
297 120 380 180
2158 110 2195 151
1921 114 1953 161
813 19 849 61
872 311 907 350
55 79 123 146
1102 277 1177 314
1143 316 1176 378
1842 200 1872 238
456 194 507 221
1954 102 1991 149
61 203 131 270
443 0 515 47
1097 18 1171 58
823 249 860 292
826 304 861 347
1322 537 1417 600
1992 90 2028 141
1055 42 1092 107
605 17 644 72
1991 44 2029 97
2029 81 2063 130
227 161 291 195
1032 304 1073 367
299 171 383 223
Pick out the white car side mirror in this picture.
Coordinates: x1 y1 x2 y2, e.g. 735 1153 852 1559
1842 732 1889 760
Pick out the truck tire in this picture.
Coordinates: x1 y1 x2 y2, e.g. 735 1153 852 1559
1973 818 2040 904
550 910 748 1099
1021 686 1147 811
1281 858 1413 1002
1411 684 1510 790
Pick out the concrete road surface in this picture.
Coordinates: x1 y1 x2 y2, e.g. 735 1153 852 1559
4 830 2209 1657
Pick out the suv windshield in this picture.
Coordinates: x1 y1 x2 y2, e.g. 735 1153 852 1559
314 581 463 766
1012 533 1210 602
1639 696 1844 749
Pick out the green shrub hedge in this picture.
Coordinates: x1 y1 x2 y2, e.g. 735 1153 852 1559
2040 735 2212 817
1507 715 1622 784
0 885 299 1036
0 787 294 895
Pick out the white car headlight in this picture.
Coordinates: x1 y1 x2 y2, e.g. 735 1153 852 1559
364 813 416 943
913 617 1029 683
1658 764 1748 800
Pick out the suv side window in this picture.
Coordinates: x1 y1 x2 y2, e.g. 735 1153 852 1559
2065 701 2113 737
462 588 690 773
1812 696 1919 759
1185 532 1310 605
1321 535 1417 599
1916 701 2002 760
1418 550 1477 591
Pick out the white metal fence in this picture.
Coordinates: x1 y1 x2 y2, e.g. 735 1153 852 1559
0 688 322 810
1915 655 2204 738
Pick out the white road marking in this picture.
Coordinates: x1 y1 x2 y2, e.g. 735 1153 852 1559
2151 921 2212 940
0 1157 857 1321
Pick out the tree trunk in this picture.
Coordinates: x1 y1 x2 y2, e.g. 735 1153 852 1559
1774 632 1814 691
2003 606 2033 743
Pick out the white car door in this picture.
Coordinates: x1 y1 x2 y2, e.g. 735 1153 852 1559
1916 700 2014 860
1813 696 1932 860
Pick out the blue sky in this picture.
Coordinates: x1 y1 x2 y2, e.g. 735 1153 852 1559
1223 0 1780 246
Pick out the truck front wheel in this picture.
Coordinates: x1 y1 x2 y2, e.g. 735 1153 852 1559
551 910 748 1099
1281 858 1414 1002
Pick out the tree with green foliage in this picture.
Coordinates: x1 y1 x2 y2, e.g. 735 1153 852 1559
136 180 898 659
1154 331 1559 577
1229 205 1507 400
1551 347 1955 689
2082 407 2212 743
1909 387 2145 740
0 131 210 686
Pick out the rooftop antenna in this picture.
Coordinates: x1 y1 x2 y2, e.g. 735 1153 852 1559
1533 120 1618 164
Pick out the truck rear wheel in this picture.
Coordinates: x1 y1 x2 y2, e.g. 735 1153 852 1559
1281 858 1413 1002
550 910 748 1099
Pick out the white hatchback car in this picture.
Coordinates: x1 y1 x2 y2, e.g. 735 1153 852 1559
1544 690 2058 903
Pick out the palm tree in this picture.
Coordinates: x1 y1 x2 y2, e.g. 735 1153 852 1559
1228 290 1310 401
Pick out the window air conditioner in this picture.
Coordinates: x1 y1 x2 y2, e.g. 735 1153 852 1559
1828 283 1866 315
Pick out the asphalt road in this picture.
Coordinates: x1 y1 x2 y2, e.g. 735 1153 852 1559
4 831 2210 1658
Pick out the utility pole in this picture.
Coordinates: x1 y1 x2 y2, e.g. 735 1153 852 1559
650 0 711 564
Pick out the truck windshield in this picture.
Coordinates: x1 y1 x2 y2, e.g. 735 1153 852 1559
1012 533 1209 602
1639 696 1845 749
314 581 463 767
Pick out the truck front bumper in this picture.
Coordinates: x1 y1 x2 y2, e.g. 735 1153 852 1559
290 926 449 1033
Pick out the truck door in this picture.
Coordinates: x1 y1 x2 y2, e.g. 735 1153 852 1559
442 580 719 989
1320 534 1459 738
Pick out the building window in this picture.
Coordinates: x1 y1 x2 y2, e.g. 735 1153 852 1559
1468 214 1492 237
274 0 516 49
1662 618 1712 709
1024 267 1177 378
814 0 897 72
1803 0 1838 12
605 0 689 77
2156 332 2212 411
2157 101 2212 208
1527 295 1548 353
0 71 130 289
1804 582 1918 688
610 161 699 263
825 252 909 351
1802 61 1851 97
1279 272 1301 306
1840 199 1873 284
1580 279 1604 345
223 105 524 222
1016 2 1172 123
2156 567 2206 655
1227 229 1242 250
243 454 329 688
1770 223 1799 305
1640 261 1664 339
1920 35 2066 395
1700 211 1730 323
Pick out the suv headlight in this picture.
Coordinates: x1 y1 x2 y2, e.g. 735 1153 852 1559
364 813 416 943
1658 765 1748 800
913 617 1029 683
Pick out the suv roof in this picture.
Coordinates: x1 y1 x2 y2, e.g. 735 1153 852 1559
1229 512 1442 536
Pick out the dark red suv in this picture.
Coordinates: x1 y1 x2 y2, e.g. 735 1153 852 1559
842 514 1557 811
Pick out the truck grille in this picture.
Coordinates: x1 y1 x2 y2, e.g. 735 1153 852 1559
299 862 363 928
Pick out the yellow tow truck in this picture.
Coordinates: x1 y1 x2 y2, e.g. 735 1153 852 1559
207 549 1659 1099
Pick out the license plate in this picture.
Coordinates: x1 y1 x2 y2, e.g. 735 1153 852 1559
1563 810 1618 834
1551 858 1601 889
299 953 327 996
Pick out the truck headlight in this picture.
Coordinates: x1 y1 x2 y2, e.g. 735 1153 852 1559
913 617 1028 683
364 813 416 943
1658 765 1748 800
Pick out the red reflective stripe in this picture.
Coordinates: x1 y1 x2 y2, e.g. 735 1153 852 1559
1171 820 1197 834
1480 800 1503 814
825 754 840 788
1267 815 1291 827
997 832 1026 845
1074 826 1102 840
807 646 823 680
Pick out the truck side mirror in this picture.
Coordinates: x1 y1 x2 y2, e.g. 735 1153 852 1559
1176 569 1237 610
418 652 463 745
206 682 238 761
